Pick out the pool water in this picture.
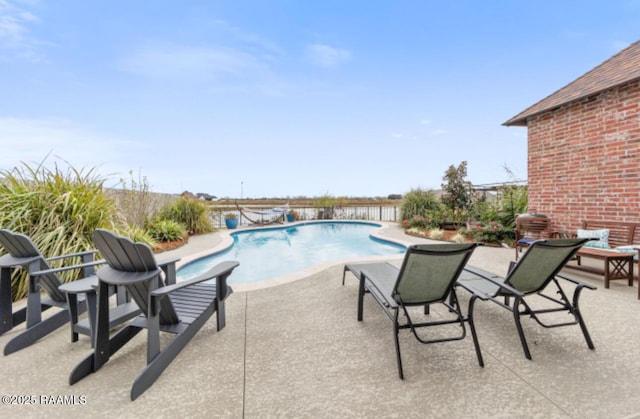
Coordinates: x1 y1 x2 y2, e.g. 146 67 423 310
177 222 405 285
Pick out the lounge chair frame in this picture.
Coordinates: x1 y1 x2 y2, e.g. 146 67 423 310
346 243 484 379
458 238 596 360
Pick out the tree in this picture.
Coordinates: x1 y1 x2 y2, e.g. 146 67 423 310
441 161 474 212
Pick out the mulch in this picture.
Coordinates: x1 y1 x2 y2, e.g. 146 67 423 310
153 235 189 253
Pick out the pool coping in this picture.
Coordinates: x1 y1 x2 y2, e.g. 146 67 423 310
175 220 414 292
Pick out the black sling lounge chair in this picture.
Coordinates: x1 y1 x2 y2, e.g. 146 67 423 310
457 238 596 360
0 229 99 355
70 229 239 400
344 243 483 379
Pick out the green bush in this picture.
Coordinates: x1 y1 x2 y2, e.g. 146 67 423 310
0 161 120 301
428 229 444 240
462 222 514 245
471 185 528 229
147 219 186 242
157 197 213 234
402 215 438 230
400 188 441 222
121 224 158 249
496 185 528 227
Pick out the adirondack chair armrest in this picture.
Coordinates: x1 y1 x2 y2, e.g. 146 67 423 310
46 249 99 263
156 255 181 266
0 253 41 268
555 273 597 290
31 259 106 277
155 255 180 285
151 260 240 297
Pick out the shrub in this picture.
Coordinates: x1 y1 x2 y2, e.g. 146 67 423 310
429 229 444 240
451 233 468 243
0 161 120 300
157 197 213 234
147 219 186 242
496 184 528 227
431 207 469 226
463 222 514 245
121 224 158 248
401 188 441 222
405 227 426 237
403 215 437 230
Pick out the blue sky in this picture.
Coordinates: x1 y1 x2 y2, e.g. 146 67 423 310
1 1 638 198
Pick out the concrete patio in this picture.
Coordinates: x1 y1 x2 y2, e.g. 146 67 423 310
1 224 639 418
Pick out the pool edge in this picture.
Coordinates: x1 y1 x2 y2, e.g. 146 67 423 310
176 221 411 292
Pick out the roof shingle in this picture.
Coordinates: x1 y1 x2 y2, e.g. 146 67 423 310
504 40 640 126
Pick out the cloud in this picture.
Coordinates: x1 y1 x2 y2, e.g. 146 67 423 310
0 117 149 185
211 19 284 58
119 44 268 81
0 0 45 61
304 44 352 69
119 20 286 86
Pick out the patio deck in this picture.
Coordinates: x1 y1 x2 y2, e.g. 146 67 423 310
1 224 639 418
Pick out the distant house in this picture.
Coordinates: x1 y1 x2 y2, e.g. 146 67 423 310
196 193 217 201
504 40 640 231
180 191 198 200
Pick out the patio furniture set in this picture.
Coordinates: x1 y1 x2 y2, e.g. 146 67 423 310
0 219 632 397
0 228 237 401
343 238 595 378
516 217 640 298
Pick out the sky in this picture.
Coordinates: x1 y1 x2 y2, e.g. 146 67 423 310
1 1 639 199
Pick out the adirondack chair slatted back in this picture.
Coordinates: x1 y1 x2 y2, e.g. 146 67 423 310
0 229 66 302
93 229 179 325
393 243 477 305
506 238 589 294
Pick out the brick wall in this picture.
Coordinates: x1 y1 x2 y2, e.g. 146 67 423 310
526 80 640 233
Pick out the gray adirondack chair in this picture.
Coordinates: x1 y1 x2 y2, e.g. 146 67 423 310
70 229 239 400
457 238 596 360
344 243 483 379
0 229 99 355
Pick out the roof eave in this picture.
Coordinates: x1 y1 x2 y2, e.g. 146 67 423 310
502 117 528 127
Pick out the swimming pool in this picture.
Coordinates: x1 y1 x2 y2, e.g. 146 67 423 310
177 222 406 286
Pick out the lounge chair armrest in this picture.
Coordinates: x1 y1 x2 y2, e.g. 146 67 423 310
151 260 239 297
463 266 524 297
31 259 106 276
360 268 397 308
46 249 98 262
456 281 491 301
555 273 597 290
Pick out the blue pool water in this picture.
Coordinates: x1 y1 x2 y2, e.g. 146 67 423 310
177 222 405 285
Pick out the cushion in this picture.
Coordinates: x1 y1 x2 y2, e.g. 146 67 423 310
615 246 639 261
577 229 611 249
